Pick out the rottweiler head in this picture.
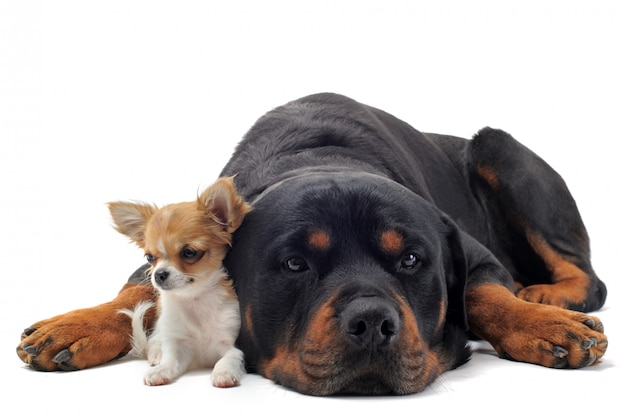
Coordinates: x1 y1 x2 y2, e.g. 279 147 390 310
224 171 471 395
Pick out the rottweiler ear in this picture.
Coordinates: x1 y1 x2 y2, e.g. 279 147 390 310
440 215 469 330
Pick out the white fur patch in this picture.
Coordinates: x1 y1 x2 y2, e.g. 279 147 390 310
121 270 245 387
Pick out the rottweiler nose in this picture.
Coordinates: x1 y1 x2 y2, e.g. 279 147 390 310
340 298 400 349
154 269 169 284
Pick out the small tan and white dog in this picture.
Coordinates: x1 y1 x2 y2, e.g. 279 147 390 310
109 176 251 387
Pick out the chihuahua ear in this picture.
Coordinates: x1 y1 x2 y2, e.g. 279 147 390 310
199 176 252 234
107 201 158 247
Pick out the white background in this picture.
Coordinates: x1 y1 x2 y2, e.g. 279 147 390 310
1 1 624 415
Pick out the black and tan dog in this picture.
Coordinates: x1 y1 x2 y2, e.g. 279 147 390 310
18 93 607 395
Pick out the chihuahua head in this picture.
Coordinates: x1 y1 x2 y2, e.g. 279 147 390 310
108 176 251 295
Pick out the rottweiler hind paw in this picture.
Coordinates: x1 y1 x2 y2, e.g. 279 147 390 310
496 306 607 369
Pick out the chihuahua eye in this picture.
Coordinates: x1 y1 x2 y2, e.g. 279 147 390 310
181 248 197 259
180 247 204 263
145 254 156 264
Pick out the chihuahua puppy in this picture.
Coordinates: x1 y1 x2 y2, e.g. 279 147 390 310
110 176 251 387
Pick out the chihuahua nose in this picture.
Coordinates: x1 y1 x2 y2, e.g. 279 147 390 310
154 269 169 283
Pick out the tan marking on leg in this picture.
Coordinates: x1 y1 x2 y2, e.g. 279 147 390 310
476 164 501 190
518 231 590 307
243 305 254 339
466 283 606 368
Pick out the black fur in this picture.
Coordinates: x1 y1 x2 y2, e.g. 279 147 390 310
216 93 605 395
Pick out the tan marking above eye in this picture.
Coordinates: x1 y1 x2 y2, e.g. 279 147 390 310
381 230 404 255
308 229 332 251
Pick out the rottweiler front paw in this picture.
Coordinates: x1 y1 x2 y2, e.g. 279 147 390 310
17 305 133 371
17 283 158 371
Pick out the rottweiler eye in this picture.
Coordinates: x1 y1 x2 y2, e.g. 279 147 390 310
145 254 156 264
400 253 420 269
284 256 309 272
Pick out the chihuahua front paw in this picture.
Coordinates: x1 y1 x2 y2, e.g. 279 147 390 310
211 369 242 388
211 348 245 388
144 364 180 386
147 344 162 366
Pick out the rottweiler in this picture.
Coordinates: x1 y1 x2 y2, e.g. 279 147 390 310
17 93 608 395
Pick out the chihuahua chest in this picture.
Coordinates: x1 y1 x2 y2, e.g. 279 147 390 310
152 290 241 366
